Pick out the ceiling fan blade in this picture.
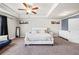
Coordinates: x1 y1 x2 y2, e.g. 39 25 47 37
18 9 25 10
23 3 28 7
23 3 31 8
26 12 29 14
32 7 39 10
32 11 37 14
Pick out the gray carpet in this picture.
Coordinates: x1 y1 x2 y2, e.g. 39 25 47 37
1 37 79 55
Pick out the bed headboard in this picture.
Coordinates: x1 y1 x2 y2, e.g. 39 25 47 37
31 27 47 33
32 27 47 31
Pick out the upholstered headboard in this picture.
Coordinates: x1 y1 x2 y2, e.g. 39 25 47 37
31 27 47 33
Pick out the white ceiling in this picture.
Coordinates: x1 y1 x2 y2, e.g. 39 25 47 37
3 3 79 19
4 3 54 18
49 3 79 19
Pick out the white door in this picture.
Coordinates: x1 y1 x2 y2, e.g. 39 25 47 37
69 18 79 43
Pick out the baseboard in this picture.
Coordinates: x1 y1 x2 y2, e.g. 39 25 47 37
58 36 69 41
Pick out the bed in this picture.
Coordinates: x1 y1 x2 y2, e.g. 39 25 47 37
24 28 54 46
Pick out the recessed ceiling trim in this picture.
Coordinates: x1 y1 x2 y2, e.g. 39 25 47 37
46 3 59 17
1 3 18 15
62 11 79 19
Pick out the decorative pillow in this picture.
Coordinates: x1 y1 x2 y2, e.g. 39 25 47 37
47 28 51 33
0 35 8 41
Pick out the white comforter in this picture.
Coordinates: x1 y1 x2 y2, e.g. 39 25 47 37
26 33 52 41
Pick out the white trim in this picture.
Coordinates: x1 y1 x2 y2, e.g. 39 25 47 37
62 11 79 19
46 3 59 17
0 3 19 18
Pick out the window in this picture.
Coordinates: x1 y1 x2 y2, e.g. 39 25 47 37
61 19 68 31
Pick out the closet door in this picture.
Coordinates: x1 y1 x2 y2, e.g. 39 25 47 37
69 18 79 43
69 18 79 31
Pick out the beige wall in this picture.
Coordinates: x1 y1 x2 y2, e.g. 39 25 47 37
7 18 18 39
19 18 60 37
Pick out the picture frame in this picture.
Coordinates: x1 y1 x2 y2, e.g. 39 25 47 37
51 21 60 24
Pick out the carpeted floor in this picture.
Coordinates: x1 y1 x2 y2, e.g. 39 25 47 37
1 37 79 55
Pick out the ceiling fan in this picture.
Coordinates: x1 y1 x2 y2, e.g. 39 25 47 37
18 3 39 14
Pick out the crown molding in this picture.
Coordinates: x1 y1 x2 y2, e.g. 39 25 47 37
0 3 19 18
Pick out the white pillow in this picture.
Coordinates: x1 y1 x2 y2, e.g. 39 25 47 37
31 28 47 33
0 35 8 41
39 30 45 33
31 31 36 34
